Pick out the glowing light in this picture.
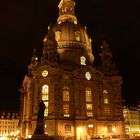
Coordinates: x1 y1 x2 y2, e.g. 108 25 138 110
57 21 61 24
64 114 70 117
43 37 47 42
80 56 86 65
112 127 116 132
90 38 92 43
0 137 7 140
77 127 83 140
75 31 80 41
10 132 14 136
74 20 77 24
85 72 91 80
79 128 83 133
84 26 87 30
55 31 61 41
16 130 20 135
104 98 109 104
28 135 32 138
42 70 48 77
88 124 93 128
35 57 38 61
48 26 50 31
103 90 108 94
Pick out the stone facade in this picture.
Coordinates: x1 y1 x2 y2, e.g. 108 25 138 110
123 106 140 138
19 0 124 139
0 112 19 137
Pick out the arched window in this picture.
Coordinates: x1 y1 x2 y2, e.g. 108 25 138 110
104 98 109 104
75 31 80 41
85 88 93 117
65 124 72 133
63 86 69 101
42 85 49 116
103 89 110 114
103 89 108 94
103 89 109 104
63 104 70 117
86 88 92 102
63 86 70 117
55 31 61 41
80 56 86 65
42 85 49 100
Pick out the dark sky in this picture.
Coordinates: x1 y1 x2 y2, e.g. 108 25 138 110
0 0 140 111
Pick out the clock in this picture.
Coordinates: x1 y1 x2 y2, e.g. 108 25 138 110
85 72 91 80
42 70 48 77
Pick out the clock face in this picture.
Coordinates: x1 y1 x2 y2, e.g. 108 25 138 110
42 70 48 77
85 72 91 80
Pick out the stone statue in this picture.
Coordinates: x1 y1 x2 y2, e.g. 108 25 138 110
34 100 46 135
38 100 46 121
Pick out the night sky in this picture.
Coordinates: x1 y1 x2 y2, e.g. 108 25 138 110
0 0 140 111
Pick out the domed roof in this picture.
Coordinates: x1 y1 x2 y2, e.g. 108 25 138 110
52 21 92 51
43 0 94 66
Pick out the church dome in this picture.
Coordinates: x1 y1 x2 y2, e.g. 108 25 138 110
53 21 92 51
43 0 94 66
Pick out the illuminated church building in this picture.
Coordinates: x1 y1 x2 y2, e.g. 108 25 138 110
20 0 124 139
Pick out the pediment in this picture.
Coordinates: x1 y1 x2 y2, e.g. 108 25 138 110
73 66 104 81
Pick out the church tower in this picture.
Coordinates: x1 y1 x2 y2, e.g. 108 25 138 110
20 0 124 139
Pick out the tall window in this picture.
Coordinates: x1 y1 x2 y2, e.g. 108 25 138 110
42 85 48 100
63 86 69 101
63 104 70 117
80 56 86 65
103 89 110 114
63 86 70 117
65 124 71 133
55 31 61 41
75 31 80 41
86 88 92 102
104 98 109 104
86 104 93 110
42 85 49 116
103 89 109 104
44 102 48 116
85 88 93 117
104 106 110 114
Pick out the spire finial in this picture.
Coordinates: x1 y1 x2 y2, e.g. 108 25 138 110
31 48 38 63
99 40 118 74
57 0 77 23
48 26 50 31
